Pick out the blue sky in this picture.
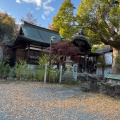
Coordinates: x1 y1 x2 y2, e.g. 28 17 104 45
0 0 82 28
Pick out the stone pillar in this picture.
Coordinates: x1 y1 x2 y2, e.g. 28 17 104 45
73 64 78 81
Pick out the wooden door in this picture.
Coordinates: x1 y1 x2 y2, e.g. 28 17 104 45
16 49 25 62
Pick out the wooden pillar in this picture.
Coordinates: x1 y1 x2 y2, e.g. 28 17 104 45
84 54 87 72
27 43 30 63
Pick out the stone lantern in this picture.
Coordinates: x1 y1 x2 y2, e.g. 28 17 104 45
64 56 73 71
61 56 75 81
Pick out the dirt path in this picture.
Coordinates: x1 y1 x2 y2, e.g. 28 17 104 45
0 81 120 120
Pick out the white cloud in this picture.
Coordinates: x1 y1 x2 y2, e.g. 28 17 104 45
43 0 54 15
41 14 46 20
25 0 41 7
16 0 42 7
16 0 21 3
15 0 55 20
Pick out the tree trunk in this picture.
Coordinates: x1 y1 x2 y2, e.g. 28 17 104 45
111 48 120 73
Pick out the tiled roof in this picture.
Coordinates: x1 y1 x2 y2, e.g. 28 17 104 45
95 48 112 54
19 21 62 44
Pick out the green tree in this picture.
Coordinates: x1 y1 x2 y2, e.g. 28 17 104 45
49 0 76 40
76 0 120 73
0 11 18 44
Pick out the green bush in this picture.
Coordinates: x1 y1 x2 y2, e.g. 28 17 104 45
49 67 59 82
37 54 60 82
14 54 60 82
8 67 15 78
0 60 10 78
15 60 25 79
35 68 44 81
15 60 36 80
37 54 49 81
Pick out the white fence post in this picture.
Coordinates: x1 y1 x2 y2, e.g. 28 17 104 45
44 64 47 83
59 65 63 83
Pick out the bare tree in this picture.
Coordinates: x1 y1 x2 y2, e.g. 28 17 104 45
22 12 37 25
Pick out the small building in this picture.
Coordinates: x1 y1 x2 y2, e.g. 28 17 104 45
10 20 61 66
71 31 99 73
96 48 112 78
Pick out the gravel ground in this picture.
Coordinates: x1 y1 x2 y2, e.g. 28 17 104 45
0 80 120 120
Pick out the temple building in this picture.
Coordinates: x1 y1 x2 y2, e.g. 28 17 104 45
5 21 99 73
10 20 61 66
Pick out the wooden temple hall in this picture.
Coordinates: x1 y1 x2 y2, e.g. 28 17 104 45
9 20 98 73
10 20 62 66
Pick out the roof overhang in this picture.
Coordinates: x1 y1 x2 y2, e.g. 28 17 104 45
72 34 91 52
14 35 50 47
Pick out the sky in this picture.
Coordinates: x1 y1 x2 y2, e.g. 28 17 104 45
0 0 82 28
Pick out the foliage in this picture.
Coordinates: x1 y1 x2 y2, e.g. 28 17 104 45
15 60 36 80
35 68 44 81
36 54 49 81
116 54 120 69
15 60 25 79
97 55 107 68
0 11 18 44
49 0 76 40
96 54 109 79
52 40 79 63
8 67 15 78
37 54 59 82
0 60 11 78
91 44 111 52
38 54 49 69
48 17 59 32
76 0 120 47
14 55 60 82
50 0 120 46
49 67 59 82
76 0 120 73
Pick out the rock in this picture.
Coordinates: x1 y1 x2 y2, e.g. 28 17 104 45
62 71 75 82
80 86 90 92
77 72 100 82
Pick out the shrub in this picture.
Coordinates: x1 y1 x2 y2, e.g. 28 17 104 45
49 67 59 82
0 60 10 79
37 54 49 81
37 54 60 82
8 67 15 78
